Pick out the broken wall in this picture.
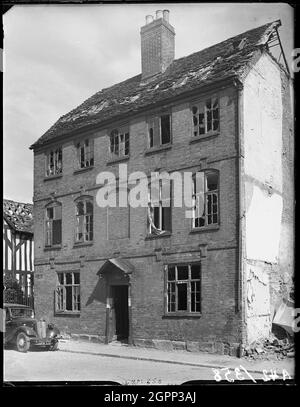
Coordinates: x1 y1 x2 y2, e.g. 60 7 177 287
242 52 294 344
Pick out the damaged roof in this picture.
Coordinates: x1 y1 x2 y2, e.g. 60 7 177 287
31 20 281 149
3 199 34 234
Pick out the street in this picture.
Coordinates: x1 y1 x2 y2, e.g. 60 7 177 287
4 347 289 384
4 348 219 384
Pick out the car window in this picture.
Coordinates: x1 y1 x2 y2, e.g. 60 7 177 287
10 308 34 318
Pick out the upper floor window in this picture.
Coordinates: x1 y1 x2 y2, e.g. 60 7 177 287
148 178 171 235
75 198 93 243
192 98 219 136
55 271 80 313
45 203 62 247
166 264 201 314
46 148 62 177
192 170 219 228
76 139 94 169
110 128 129 159
148 114 171 148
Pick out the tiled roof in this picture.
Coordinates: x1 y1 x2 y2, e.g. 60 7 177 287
30 20 281 149
3 199 34 234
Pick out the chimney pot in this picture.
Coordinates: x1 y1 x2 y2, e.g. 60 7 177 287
163 10 170 23
155 10 163 19
145 15 153 25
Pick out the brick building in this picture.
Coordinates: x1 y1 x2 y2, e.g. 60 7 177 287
30 11 294 354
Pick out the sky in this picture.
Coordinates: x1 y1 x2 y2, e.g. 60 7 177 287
3 3 294 203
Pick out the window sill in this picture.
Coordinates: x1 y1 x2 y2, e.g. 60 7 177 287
73 241 93 248
189 131 219 144
190 225 219 234
107 155 130 165
54 312 80 318
44 245 62 251
145 232 171 240
144 143 172 156
43 174 63 182
163 312 202 318
73 166 94 175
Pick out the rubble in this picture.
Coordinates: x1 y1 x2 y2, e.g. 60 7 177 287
243 333 294 361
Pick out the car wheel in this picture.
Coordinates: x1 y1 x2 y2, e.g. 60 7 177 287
47 340 58 351
16 332 30 353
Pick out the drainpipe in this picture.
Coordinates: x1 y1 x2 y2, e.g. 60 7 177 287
234 78 246 350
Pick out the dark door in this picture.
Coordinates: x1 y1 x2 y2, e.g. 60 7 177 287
111 285 129 340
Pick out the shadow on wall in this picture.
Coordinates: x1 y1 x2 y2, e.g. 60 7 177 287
86 277 106 306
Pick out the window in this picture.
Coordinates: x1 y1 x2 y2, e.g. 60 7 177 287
166 264 201 314
45 204 62 247
46 148 62 177
75 198 93 243
148 178 171 235
55 272 80 313
110 128 129 158
192 170 219 228
76 139 94 169
148 114 171 148
192 98 219 136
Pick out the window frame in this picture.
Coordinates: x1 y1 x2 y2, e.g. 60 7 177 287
55 271 80 314
147 178 172 236
164 263 201 316
45 147 63 177
75 196 94 244
45 202 62 248
76 138 94 169
191 170 220 230
191 97 220 138
109 127 130 159
147 113 172 149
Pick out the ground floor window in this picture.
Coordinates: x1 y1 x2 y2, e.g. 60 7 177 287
55 272 80 313
166 264 201 314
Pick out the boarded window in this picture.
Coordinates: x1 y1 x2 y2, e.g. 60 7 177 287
166 264 201 314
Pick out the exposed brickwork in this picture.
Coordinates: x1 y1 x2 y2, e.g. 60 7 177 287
33 52 293 354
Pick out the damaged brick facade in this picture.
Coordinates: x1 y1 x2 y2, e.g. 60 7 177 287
31 14 293 354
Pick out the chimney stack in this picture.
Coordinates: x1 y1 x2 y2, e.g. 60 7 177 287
140 10 175 80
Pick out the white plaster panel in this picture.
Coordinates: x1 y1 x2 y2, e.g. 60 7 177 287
245 184 282 262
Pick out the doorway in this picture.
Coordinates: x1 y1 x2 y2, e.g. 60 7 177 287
111 285 129 341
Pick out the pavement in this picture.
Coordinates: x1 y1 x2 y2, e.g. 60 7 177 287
58 339 295 376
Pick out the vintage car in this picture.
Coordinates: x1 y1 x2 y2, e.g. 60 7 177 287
4 303 60 352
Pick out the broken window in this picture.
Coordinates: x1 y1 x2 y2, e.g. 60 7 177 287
75 198 93 243
166 264 201 314
46 148 62 177
148 178 171 235
192 98 219 136
76 139 94 169
45 204 62 246
192 170 219 228
148 114 171 148
110 128 130 158
55 272 80 313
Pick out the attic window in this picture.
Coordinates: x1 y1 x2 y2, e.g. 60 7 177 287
46 148 62 177
148 114 171 148
110 128 130 158
192 98 219 136
77 139 94 169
